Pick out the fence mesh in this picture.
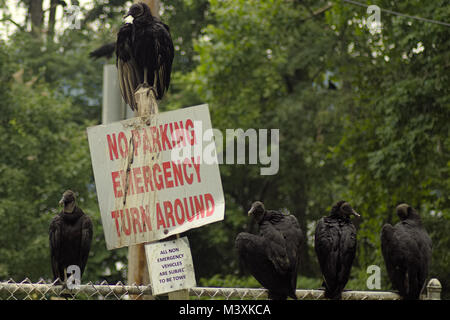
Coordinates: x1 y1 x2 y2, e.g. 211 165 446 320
1 278 439 300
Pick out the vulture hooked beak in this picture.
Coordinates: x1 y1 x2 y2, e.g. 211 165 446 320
59 190 76 213
248 201 264 216
123 12 134 23
351 209 360 217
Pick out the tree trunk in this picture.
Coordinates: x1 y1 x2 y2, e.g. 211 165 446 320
48 0 58 40
28 0 44 35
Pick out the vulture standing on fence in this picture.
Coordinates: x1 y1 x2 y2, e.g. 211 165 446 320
115 2 174 111
381 203 432 300
49 190 93 283
235 201 304 300
314 200 360 299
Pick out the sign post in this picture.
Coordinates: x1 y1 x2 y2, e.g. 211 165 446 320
87 104 225 298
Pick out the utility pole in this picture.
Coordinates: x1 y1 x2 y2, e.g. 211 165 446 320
101 0 188 300
126 0 189 300
126 84 157 300
125 1 159 300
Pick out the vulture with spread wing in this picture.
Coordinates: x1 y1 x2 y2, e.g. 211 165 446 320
235 201 304 300
116 2 174 111
49 190 93 283
381 203 432 300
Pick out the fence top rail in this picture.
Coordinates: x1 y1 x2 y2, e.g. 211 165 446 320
0 279 153 299
188 287 402 300
0 278 441 300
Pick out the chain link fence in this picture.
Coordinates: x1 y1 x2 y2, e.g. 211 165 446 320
0 278 442 300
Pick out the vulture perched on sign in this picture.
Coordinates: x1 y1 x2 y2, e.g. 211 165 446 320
115 2 174 111
381 203 432 300
314 200 360 299
49 190 93 283
235 201 304 300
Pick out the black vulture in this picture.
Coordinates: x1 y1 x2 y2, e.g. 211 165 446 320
235 201 304 300
314 200 360 299
49 190 93 283
116 2 174 111
381 203 432 300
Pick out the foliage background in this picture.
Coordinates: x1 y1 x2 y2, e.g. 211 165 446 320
0 0 448 298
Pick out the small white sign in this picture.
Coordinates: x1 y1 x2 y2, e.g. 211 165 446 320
145 237 196 295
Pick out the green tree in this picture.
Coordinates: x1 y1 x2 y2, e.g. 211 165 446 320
181 0 349 278
325 0 450 295
0 0 133 283
0 0 448 299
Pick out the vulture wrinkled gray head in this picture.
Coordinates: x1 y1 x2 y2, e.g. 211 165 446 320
248 201 266 223
396 203 420 221
125 2 152 19
59 190 76 213
331 200 360 218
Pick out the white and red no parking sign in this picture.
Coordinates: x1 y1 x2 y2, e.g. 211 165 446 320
87 104 225 250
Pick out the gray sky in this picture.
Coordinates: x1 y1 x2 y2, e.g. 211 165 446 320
0 0 94 40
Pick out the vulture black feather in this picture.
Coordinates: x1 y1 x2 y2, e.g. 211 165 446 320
314 200 360 299
49 190 93 283
116 2 174 110
89 42 116 60
235 201 304 300
381 203 432 300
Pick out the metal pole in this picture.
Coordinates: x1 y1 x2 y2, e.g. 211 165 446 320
101 65 127 124
426 278 442 300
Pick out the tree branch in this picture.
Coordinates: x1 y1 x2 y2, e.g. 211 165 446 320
0 17 25 31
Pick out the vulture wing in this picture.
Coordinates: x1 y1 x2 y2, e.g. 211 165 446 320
417 228 432 294
116 23 140 111
381 223 412 297
153 22 174 99
314 217 340 291
279 214 303 265
276 214 303 292
336 222 357 290
49 215 62 281
259 212 290 275
235 232 282 292
90 42 116 60
79 213 93 277
381 224 400 289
